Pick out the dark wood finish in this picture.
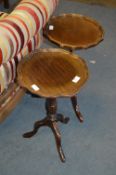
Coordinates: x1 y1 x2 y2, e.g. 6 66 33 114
44 13 104 50
23 98 70 163
71 95 84 122
17 48 89 162
17 48 89 98
0 0 9 8
0 83 25 123
0 0 20 11
4 0 9 8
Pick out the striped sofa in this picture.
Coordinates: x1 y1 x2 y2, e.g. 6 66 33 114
0 0 59 122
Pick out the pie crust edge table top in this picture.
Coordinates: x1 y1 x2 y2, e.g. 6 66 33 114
44 13 104 50
17 48 89 98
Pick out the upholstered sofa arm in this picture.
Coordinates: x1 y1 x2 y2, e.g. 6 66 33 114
0 33 42 93
0 0 59 94
0 0 59 123
0 12 43 94
0 0 59 64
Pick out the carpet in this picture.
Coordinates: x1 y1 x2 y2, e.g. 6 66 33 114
0 0 116 175
67 0 116 7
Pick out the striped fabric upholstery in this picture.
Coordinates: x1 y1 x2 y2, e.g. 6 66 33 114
0 33 42 93
0 13 42 94
0 0 59 94
0 0 59 64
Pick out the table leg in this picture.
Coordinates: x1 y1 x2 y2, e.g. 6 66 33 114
71 95 84 122
50 121 65 162
57 114 70 124
23 98 68 162
45 98 66 162
23 118 47 138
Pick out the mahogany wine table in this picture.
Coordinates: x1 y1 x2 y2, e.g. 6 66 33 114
17 48 89 162
44 13 104 51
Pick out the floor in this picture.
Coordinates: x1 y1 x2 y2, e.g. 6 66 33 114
67 0 116 8
0 0 116 175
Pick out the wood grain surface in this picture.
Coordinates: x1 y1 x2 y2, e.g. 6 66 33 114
17 49 89 98
44 14 104 50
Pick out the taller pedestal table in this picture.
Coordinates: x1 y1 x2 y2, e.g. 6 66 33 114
17 48 89 162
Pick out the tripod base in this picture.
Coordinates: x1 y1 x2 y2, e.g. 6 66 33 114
23 96 84 162
23 98 69 163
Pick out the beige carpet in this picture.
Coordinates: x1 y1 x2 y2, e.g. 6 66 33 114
67 0 116 7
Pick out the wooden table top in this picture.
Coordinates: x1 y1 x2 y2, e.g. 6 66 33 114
44 14 104 50
17 49 89 98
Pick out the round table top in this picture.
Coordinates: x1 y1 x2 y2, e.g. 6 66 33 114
17 49 89 98
44 13 104 50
